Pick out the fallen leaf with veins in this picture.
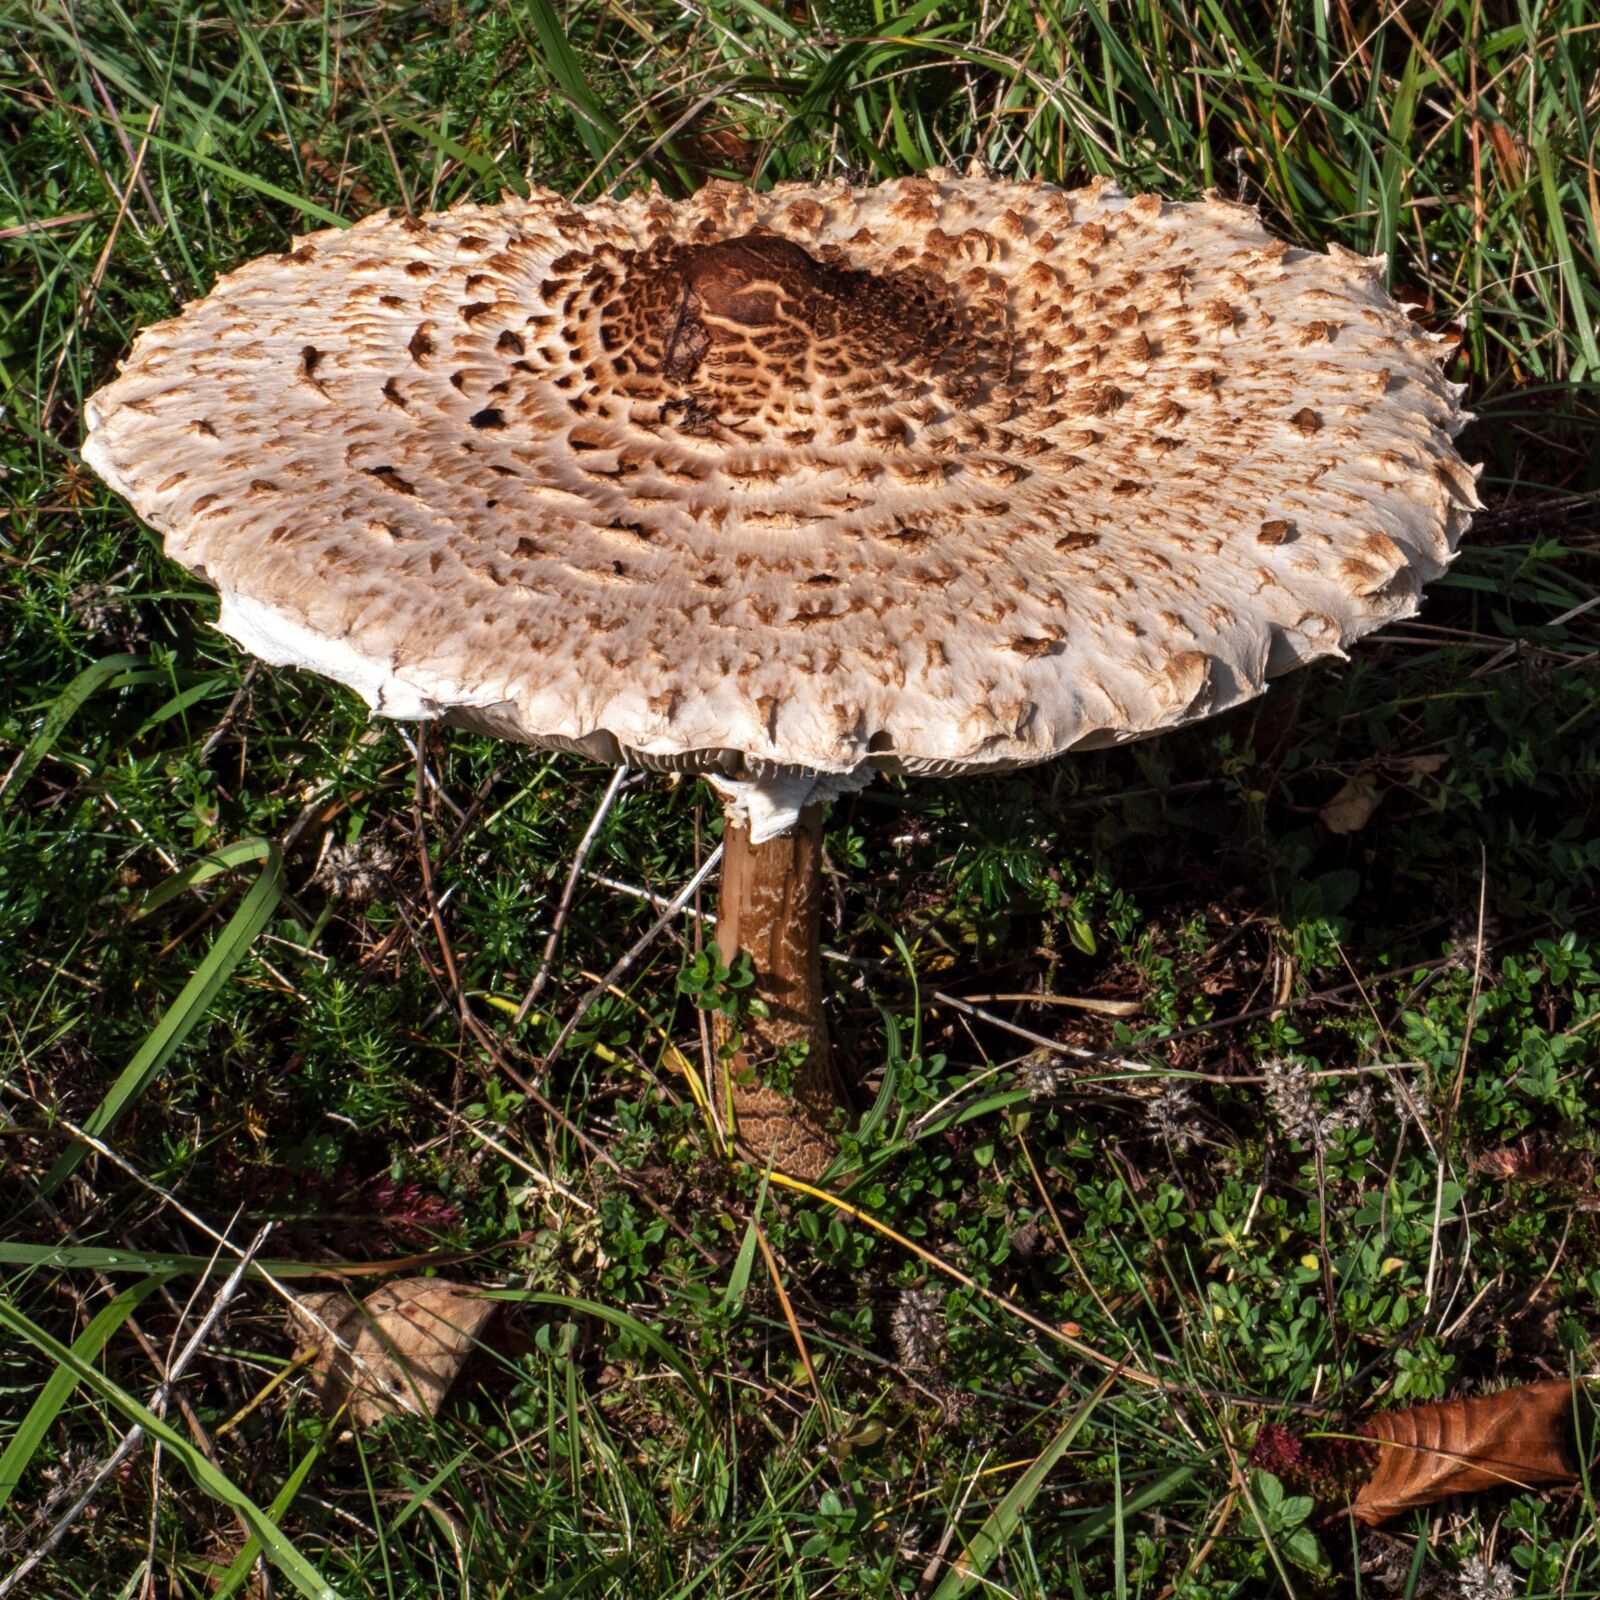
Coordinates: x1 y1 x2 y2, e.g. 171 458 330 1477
1320 771 1382 834
288 1278 495 1425
1353 1381 1580 1525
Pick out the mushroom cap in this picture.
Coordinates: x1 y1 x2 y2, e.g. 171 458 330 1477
83 173 1478 781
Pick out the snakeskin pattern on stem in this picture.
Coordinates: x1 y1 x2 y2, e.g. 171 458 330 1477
713 803 844 1180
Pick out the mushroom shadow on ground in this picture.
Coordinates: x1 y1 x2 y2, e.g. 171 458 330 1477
81 170 1479 1180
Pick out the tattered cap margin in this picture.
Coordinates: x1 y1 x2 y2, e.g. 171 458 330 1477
83 172 1479 786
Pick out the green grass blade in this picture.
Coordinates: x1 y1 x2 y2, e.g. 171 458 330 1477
720 1172 767 1316
131 672 233 740
488 1290 715 1421
1112 1430 1127 1600
929 1370 1118 1600
0 1243 460 1279
0 653 150 802
214 0 308 190
81 113 348 228
40 841 285 1196
389 1448 474 1535
0 1273 173 1513
1376 39 1424 265
389 114 530 199
0 1298 340 1600
1067 1464 1197 1546
131 837 278 920
708 0 801 44
210 1436 329 1600
1538 140 1600 377
516 0 629 179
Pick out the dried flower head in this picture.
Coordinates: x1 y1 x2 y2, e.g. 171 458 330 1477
1017 1051 1064 1100
68 581 126 633
1445 910 1504 974
1261 1057 1373 1152
890 1285 946 1372
1455 1559 1515 1600
1144 1078 1205 1150
313 839 401 904
1358 1530 1436 1597
1262 1057 1321 1144
1341 1084 1376 1131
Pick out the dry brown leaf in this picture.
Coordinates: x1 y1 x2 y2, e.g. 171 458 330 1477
1320 773 1382 834
1486 119 1527 183
262 132 379 210
1392 752 1449 779
287 1278 496 1425
675 125 757 179
1353 1381 1579 1526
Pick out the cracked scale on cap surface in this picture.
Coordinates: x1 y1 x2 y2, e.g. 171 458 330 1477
83 172 1479 802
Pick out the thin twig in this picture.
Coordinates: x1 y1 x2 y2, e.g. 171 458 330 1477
46 1116 249 1254
753 1222 833 1434
86 65 164 229
0 212 99 240
21 1113 430 1390
1471 593 1600 677
515 765 631 1024
953 992 1141 1017
41 106 157 423
766 1170 1320 1413
416 1088 594 1214
0 1224 273 1599
578 867 1461 1078
395 726 466 822
387 755 721 1267
541 846 723 1072
197 663 261 761
1424 851 1488 1317
577 866 1157 1073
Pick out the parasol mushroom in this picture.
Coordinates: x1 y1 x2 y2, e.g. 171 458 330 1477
82 172 1478 1180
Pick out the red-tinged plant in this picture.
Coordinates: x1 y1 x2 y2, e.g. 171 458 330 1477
1249 1420 1378 1501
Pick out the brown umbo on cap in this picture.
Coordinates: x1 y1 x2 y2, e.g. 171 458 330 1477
83 172 1477 814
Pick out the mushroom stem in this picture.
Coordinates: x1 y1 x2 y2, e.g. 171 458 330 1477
713 800 846 1180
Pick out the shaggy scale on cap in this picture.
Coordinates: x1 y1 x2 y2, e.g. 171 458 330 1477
83 172 1478 824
